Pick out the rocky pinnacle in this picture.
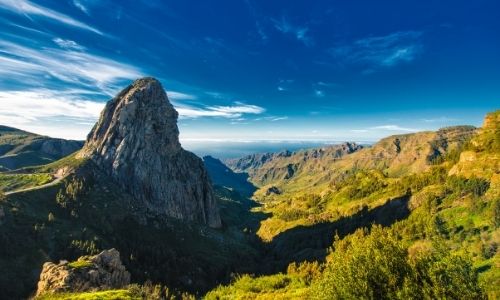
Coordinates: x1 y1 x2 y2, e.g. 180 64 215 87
79 77 221 228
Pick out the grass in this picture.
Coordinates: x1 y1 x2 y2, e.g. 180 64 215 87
36 289 138 300
0 173 53 192
205 273 309 300
68 259 93 269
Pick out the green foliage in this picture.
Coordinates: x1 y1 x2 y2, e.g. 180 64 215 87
205 273 308 299
332 170 388 200
310 226 484 300
493 198 500 228
0 125 82 171
69 240 100 256
311 227 410 299
393 166 447 194
403 250 484 299
429 139 473 165
277 208 308 222
55 176 91 212
286 261 322 285
67 259 93 269
2 112 499 299
35 283 196 300
36 289 138 300
446 175 490 197
0 163 264 299
0 173 53 192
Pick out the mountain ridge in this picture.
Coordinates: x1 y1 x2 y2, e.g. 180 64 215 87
0 125 83 171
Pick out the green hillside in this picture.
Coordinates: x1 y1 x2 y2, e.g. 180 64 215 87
0 111 498 299
0 157 263 299
0 125 83 171
212 112 498 298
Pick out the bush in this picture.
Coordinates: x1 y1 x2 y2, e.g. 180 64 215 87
310 226 484 299
446 176 490 197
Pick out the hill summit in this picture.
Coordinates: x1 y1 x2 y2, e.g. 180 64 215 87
78 77 221 228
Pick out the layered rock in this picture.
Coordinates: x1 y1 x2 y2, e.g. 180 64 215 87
35 249 130 296
78 77 221 228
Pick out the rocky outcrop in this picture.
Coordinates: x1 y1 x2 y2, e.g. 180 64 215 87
78 77 221 228
35 249 130 296
265 186 281 196
449 111 500 180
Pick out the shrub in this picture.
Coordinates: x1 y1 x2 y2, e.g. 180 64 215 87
310 226 484 299
446 176 490 197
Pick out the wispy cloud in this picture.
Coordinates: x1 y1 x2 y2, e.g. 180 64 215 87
277 79 294 92
269 116 288 121
0 40 141 95
175 102 265 119
0 0 103 35
0 90 102 122
349 124 421 135
0 89 104 138
167 91 197 100
421 117 458 123
254 116 288 122
72 0 89 15
370 125 420 132
272 16 314 47
244 0 268 43
330 31 423 69
314 90 325 97
0 88 267 138
52 38 85 50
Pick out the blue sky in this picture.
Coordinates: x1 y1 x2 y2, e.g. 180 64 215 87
0 0 498 141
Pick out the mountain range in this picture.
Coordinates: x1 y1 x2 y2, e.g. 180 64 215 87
0 78 498 299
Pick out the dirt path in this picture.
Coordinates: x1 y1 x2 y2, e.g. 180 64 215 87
4 175 65 195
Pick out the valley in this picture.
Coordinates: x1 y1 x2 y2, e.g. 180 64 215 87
0 79 498 299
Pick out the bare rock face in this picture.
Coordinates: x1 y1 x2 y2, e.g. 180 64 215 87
78 77 221 228
35 249 130 296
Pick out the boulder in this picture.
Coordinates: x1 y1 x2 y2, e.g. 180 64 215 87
35 249 130 296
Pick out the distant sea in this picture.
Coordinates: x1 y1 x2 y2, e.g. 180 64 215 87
181 140 373 160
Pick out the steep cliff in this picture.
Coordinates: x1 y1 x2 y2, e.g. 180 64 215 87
78 77 221 228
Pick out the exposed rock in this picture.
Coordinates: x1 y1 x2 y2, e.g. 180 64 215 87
449 111 500 180
78 77 221 228
35 249 130 296
265 186 281 196
225 142 363 186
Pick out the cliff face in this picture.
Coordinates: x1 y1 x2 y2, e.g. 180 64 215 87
78 77 221 228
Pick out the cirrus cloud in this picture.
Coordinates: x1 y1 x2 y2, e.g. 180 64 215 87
0 0 103 35
330 31 423 70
